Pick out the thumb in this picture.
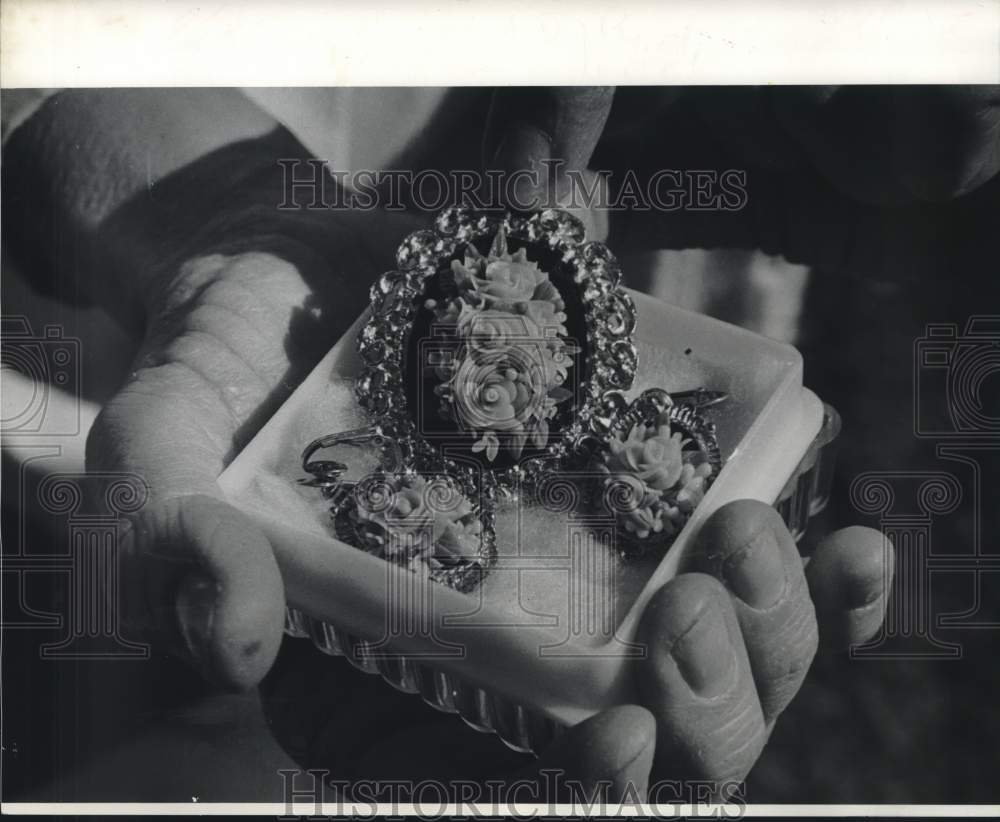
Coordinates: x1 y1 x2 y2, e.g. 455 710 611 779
86 252 320 690
484 87 615 234
119 494 285 690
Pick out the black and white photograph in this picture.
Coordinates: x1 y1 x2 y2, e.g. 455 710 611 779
2 3 998 816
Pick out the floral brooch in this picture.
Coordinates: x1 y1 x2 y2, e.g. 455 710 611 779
302 207 725 589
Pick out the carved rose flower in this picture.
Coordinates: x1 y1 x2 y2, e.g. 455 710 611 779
353 475 482 562
452 239 560 307
598 412 715 544
675 459 714 512
449 230 568 335
458 308 543 354
431 227 576 462
605 473 664 539
604 422 685 491
448 347 551 460
478 255 543 303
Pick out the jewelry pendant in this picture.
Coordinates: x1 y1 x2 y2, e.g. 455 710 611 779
302 207 723 589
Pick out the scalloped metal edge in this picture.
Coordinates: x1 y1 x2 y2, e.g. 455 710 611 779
355 207 638 495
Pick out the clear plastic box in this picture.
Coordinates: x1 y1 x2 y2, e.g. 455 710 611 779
218 278 839 754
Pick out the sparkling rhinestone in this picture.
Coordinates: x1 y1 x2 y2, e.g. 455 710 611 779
369 391 391 414
597 390 628 421
396 230 455 271
455 214 497 243
360 339 387 365
364 367 388 393
589 377 609 400
581 240 615 265
639 388 673 413
435 205 474 236
583 279 611 302
534 209 586 247
377 270 405 294
503 212 530 240
606 342 638 389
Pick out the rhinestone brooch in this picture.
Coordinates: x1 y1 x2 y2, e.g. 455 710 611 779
302 207 725 589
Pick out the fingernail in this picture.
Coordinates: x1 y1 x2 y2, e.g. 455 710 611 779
845 567 887 610
671 599 736 698
492 125 552 210
492 123 552 168
722 527 787 609
175 571 218 663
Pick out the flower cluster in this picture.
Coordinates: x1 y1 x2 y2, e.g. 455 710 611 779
598 412 714 542
429 230 577 462
351 474 483 574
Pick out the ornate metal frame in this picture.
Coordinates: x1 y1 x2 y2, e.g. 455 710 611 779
305 206 723 581
355 206 643 495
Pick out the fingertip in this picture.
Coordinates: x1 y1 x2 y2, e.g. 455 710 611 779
694 499 792 563
639 572 726 647
807 526 894 650
688 499 798 611
638 573 741 702
168 496 286 690
200 509 286 690
809 526 893 608
544 705 656 800
568 704 657 762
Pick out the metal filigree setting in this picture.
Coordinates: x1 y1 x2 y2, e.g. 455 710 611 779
304 207 726 580
331 471 498 594
610 387 723 477
356 207 639 494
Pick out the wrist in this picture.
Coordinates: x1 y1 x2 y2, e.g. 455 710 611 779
2 88 278 312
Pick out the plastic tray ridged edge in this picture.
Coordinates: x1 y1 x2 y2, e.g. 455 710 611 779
282 401 841 755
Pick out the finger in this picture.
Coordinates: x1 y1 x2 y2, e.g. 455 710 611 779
86 253 319 689
533 705 656 803
118 494 285 690
684 500 818 726
888 85 1000 200
483 87 616 209
805 525 895 651
772 86 1000 204
601 87 688 140
637 573 766 786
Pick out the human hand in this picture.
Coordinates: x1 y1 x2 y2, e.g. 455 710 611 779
2 89 438 799
65 154 660 801
11 87 895 801
298 498 891 804
629 499 892 793
85 169 886 804
89 236 409 689
73 183 426 799
475 500 893 803
482 86 1000 262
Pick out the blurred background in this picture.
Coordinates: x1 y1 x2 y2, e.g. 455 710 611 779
3 87 999 803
